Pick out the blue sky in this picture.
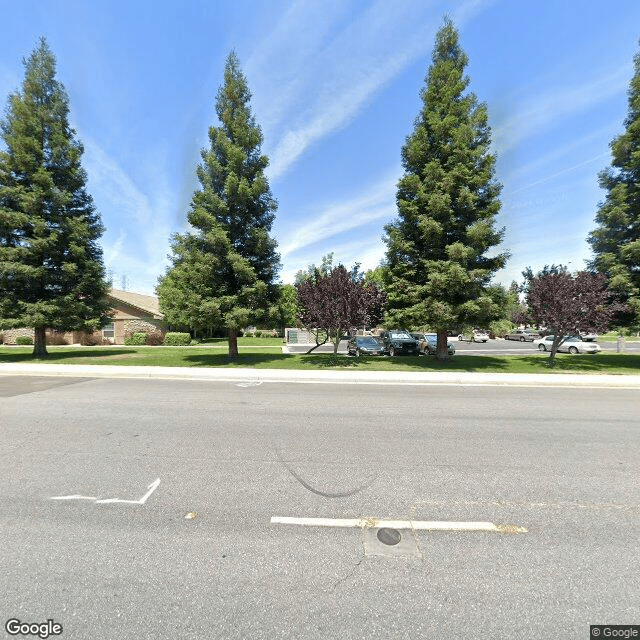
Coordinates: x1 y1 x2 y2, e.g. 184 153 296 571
1 0 639 295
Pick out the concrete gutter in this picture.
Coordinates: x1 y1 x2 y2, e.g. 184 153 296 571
1 362 639 388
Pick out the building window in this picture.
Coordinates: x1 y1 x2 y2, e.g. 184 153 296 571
102 322 115 339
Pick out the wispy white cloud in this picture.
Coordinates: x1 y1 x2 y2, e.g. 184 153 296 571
103 229 126 267
83 139 153 225
507 152 608 195
82 138 175 295
493 66 631 154
501 122 618 187
279 167 399 258
248 0 495 181
279 234 387 284
451 0 498 23
245 0 349 136
322 235 387 272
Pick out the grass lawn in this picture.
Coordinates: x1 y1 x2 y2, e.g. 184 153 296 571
595 331 640 342
1 345 639 375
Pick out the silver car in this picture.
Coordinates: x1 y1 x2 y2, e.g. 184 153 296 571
505 328 541 342
534 335 601 354
457 330 489 343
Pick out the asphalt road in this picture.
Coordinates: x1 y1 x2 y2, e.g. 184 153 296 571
1 376 639 639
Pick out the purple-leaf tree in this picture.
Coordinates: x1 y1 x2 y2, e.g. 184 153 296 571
296 265 386 355
527 271 626 362
511 307 532 327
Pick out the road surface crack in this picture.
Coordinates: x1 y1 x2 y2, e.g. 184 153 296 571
328 556 365 592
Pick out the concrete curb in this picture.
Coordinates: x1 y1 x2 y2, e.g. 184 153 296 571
1 362 639 388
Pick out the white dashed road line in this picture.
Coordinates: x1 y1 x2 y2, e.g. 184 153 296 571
270 516 527 533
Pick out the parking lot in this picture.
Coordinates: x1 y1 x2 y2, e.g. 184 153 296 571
285 337 640 355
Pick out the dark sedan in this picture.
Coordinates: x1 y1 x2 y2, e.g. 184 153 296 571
379 330 419 356
347 336 385 356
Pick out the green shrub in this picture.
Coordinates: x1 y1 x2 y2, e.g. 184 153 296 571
488 319 513 339
163 332 191 346
124 332 147 346
255 330 263 338
16 335 33 345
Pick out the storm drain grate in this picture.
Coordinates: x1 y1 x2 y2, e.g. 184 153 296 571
376 527 402 546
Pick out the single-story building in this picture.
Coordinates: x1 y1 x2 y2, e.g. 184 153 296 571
103 289 166 345
0 288 166 346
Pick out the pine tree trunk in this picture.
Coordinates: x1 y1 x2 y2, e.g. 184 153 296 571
228 328 238 357
33 326 48 358
436 329 449 361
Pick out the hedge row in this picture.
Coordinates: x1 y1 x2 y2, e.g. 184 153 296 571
163 332 191 346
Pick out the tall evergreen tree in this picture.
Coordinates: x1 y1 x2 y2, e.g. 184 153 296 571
588 42 640 329
383 19 507 359
157 52 280 356
0 38 108 357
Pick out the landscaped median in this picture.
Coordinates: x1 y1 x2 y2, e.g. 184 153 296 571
0 345 639 375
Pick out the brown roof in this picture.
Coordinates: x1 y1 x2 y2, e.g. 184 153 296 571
108 289 163 319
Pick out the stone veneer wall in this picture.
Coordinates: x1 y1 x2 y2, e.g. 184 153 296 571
1 328 35 344
123 319 167 335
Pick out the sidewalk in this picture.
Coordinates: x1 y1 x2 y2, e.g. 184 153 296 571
1 362 639 388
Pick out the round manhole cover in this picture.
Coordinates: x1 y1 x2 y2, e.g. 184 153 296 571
377 527 402 546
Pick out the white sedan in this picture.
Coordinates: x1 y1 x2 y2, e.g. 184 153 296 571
458 330 490 343
533 335 601 354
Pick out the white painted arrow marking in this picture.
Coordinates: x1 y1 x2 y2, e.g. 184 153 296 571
95 479 161 504
50 479 160 505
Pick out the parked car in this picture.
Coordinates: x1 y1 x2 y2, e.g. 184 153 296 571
411 332 455 356
347 336 385 356
505 329 541 342
560 336 601 353
579 331 598 342
458 329 489 343
534 335 601 354
533 335 555 351
379 330 419 356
